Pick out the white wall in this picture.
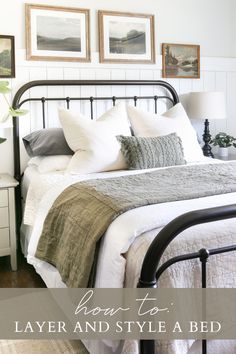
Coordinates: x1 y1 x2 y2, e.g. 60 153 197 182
230 0 236 57
0 0 234 57
0 0 236 174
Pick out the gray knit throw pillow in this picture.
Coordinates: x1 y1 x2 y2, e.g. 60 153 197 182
117 133 186 170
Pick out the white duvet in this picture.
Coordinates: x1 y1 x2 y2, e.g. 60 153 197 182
24 158 236 354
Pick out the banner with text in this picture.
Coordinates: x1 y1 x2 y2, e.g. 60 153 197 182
0 288 235 340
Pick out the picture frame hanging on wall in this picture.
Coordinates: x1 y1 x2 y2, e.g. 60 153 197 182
98 10 155 64
25 4 90 62
0 35 15 78
162 43 200 79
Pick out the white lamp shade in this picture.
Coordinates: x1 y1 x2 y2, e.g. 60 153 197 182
187 91 226 120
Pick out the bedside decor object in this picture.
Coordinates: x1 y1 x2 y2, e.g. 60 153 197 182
214 153 236 161
0 173 18 270
186 91 226 157
162 43 200 79
0 35 15 78
0 81 27 143
25 4 90 62
98 10 155 64
211 132 236 158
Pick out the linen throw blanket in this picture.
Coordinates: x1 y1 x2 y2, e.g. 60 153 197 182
35 162 236 287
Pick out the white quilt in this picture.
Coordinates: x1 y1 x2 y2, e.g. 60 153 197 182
24 159 236 354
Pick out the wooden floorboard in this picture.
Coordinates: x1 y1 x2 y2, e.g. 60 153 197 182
0 251 46 288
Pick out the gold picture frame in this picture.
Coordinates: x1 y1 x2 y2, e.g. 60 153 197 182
25 4 90 62
162 43 200 79
98 10 155 64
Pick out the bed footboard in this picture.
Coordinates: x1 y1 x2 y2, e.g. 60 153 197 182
137 204 236 354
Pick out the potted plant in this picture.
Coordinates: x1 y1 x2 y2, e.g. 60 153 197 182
210 132 236 157
0 81 27 144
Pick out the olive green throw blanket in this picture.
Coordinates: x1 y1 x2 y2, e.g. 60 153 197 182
35 162 236 287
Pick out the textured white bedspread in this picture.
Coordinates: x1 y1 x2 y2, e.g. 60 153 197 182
24 159 236 354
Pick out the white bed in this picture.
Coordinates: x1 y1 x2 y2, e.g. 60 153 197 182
21 165 39 202
20 159 236 354
13 79 236 354
21 157 236 289
21 165 39 256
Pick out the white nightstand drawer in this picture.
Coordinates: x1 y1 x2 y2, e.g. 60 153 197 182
0 174 18 271
0 228 10 248
0 190 8 207
0 208 9 228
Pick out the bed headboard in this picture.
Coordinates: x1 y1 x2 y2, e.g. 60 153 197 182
12 79 179 226
12 79 179 181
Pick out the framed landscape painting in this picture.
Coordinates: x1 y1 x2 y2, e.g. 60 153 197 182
25 4 90 62
98 10 155 64
162 43 200 79
0 35 15 78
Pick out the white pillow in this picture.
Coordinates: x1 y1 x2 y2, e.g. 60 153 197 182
28 155 72 173
127 103 204 162
58 103 131 174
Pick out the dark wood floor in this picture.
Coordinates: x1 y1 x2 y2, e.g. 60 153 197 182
0 250 46 288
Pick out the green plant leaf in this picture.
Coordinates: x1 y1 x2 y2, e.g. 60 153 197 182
0 87 11 94
0 112 10 123
8 108 28 116
0 81 9 86
210 132 236 147
0 81 11 94
0 137 6 144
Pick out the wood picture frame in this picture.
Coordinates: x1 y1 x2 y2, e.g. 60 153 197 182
25 4 90 62
0 35 15 78
162 43 200 79
98 10 155 64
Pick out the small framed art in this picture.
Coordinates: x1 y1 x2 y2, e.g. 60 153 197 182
25 4 90 62
98 10 155 64
0 35 15 78
162 43 200 79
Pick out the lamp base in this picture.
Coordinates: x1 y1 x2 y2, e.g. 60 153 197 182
202 145 214 158
202 119 214 158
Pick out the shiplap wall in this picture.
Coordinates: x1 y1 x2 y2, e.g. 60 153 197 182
0 50 236 174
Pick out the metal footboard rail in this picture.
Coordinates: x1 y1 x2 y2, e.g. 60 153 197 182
137 204 236 354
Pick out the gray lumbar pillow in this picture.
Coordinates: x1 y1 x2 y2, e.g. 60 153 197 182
23 128 73 157
117 133 186 170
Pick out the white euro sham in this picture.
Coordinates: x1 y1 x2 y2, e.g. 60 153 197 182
127 103 204 163
58 103 131 174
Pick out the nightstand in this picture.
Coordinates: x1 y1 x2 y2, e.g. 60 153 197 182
0 174 18 271
214 154 236 161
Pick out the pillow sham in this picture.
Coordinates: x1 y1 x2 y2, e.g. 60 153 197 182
127 103 204 163
28 155 72 173
58 103 131 174
117 133 186 170
23 128 73 157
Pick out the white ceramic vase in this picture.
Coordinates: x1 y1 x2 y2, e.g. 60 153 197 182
218 147 228 157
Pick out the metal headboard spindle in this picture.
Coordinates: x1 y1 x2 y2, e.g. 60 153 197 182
12 79 179 227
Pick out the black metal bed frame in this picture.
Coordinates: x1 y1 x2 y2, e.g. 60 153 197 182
12 79 179 226
12 80 236 354
138 204 236 354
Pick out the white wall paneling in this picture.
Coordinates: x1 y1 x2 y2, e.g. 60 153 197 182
227 73 236 140
1 54 236 174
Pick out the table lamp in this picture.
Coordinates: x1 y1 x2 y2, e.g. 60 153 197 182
187 91 226 157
